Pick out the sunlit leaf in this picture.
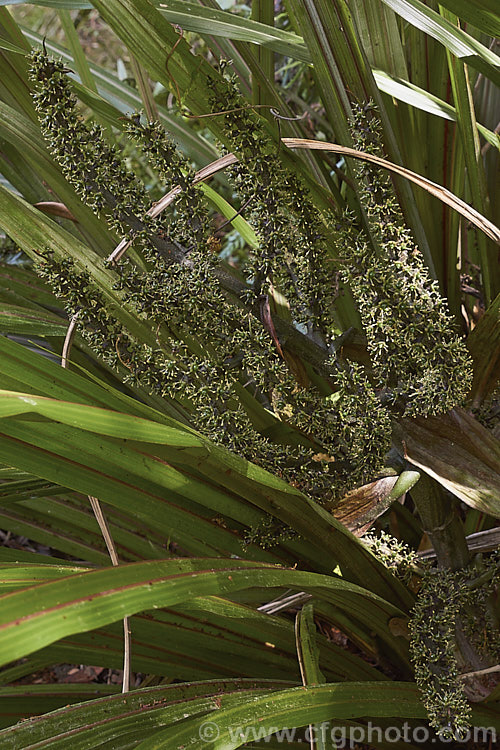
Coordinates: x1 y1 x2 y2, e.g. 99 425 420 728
0 557 405 666
380 0 500 86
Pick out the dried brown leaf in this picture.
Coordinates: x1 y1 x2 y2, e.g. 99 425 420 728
34 201 77 223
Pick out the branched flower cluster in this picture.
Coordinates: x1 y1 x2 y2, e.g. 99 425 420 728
462 551 500 659
207 70 338 340
29 51 393 510
36 240 387 514
242 515 298 550
115 247 390 503
34 251 153 375
363 530 422 584
366 532 499 736
28 50 497 738
30 51 153 242
409 568 472 738
472 385 500 432
409 555 499 738
31 53 437 547
272 361 392 498
336 106 473 417
125 115 208 252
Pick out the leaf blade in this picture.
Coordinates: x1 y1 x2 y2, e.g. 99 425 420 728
0 559 404 667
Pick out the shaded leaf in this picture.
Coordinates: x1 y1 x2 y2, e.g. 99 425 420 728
467 293 500 406
0 305 67 336
296 603 325 686
0 678 289 748
135 682 429 749
0 562 88 593
393 408 500 515
2 591 384 683
158 0 309 62
0 683 119 730
0 36 25 55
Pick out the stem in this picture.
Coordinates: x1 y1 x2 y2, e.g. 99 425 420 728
251 1 275 112
410 473 469 571
459 665 500 679
466 561 500 590
62 320 132 694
